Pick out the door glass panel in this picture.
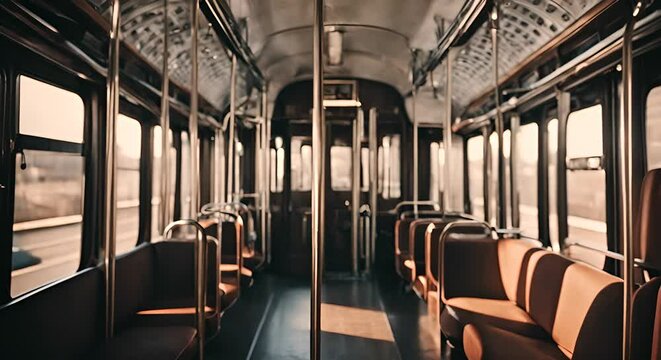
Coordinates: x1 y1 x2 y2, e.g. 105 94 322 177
547 119 559 251
330 146 352 191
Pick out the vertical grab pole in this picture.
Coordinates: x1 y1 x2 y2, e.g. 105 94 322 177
227 55 237 203
263 86 272 264
621 3 644 359
490 1 506 229
412 88 419 215
443 53 453 212
482 126 491 223
311 0 325 357
104 0 121 339
160 0 171 234
510 114 520 229
259 89 268 262
214 129 225 204
351 110 363 275
189 0 200 218
368 108 378 270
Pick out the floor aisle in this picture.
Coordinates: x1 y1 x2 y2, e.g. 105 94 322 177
206 272 442 359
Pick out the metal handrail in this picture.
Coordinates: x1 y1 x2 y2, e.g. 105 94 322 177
393 200 441 214
564 241 661 273
163 219 207 359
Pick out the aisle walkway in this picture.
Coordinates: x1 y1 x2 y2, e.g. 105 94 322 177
206 272 441 359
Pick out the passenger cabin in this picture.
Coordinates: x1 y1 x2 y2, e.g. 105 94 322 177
0 0 660 359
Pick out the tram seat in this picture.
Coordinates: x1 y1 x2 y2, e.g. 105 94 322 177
128 242 220 336
0 241 211 359
439 223 623 359
394 211 444 281
202 220 245 310
630 169 661 360
408 214 474 301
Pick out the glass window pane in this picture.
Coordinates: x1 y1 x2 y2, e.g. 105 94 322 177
180 132 191 217
518 123 538 239
388 135 401 198
116 115 141 254
11 150 84 297
646 87 661 170
330 146 352 191
361 147 369 192
430 142 444 206
19 75 84 143
151 126 176 240
291 138 312 192
565 105 606 269
467 135 484 220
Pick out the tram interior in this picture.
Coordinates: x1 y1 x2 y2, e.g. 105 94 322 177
0 0 661 359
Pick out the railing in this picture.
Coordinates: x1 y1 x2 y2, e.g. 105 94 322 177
564 241 661 274
163 219 208 360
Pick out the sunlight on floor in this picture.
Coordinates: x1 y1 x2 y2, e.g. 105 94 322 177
321 303 395 342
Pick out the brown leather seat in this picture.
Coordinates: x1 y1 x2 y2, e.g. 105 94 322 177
90 326 198 360
463 324 566 360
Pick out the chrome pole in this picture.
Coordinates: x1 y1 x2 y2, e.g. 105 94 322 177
265 85 272 264
490 1 506 228
351 110 363 275
227 55 237 203
443 53 453 212
189 0 200 218
214 129 225 204
510 114 520 229
311 0 325 357
621 2 644 359
412 88 419 215
482 126 491 223
104 0 121 339
160 0 171 234
259 88 268 264
368 108 378 269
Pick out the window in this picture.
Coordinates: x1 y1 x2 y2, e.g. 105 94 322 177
565 105 606 268
12 76 85 297
377 135 401 199
291 137 312 191
151 126 177 239
547 119 559 251
429 142 445 207
646 86 661 170
330 146 352 191
180 132 191 218
115 115 141 254
270 136 284 193
235 141 244 196
517 123 539 239
467 135 484 220
361 147 369 192
18 76 84 143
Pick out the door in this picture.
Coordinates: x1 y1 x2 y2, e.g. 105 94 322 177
324 120 354 272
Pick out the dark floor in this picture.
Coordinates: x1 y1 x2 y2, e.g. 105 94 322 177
206 270 444 359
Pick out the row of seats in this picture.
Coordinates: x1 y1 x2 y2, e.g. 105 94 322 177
393 169 661 359
0 204 264 359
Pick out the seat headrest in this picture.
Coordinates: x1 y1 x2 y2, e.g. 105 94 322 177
637 169 661 272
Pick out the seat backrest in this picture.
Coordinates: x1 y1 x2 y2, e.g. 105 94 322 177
0 267 104 359
552 261 623 359
631 277 661 360
409 219 442 266
496 239 542 306
636 169 661 277
395 218 417 255
425 215 474 285
115 243 155 330
442 222 507 301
